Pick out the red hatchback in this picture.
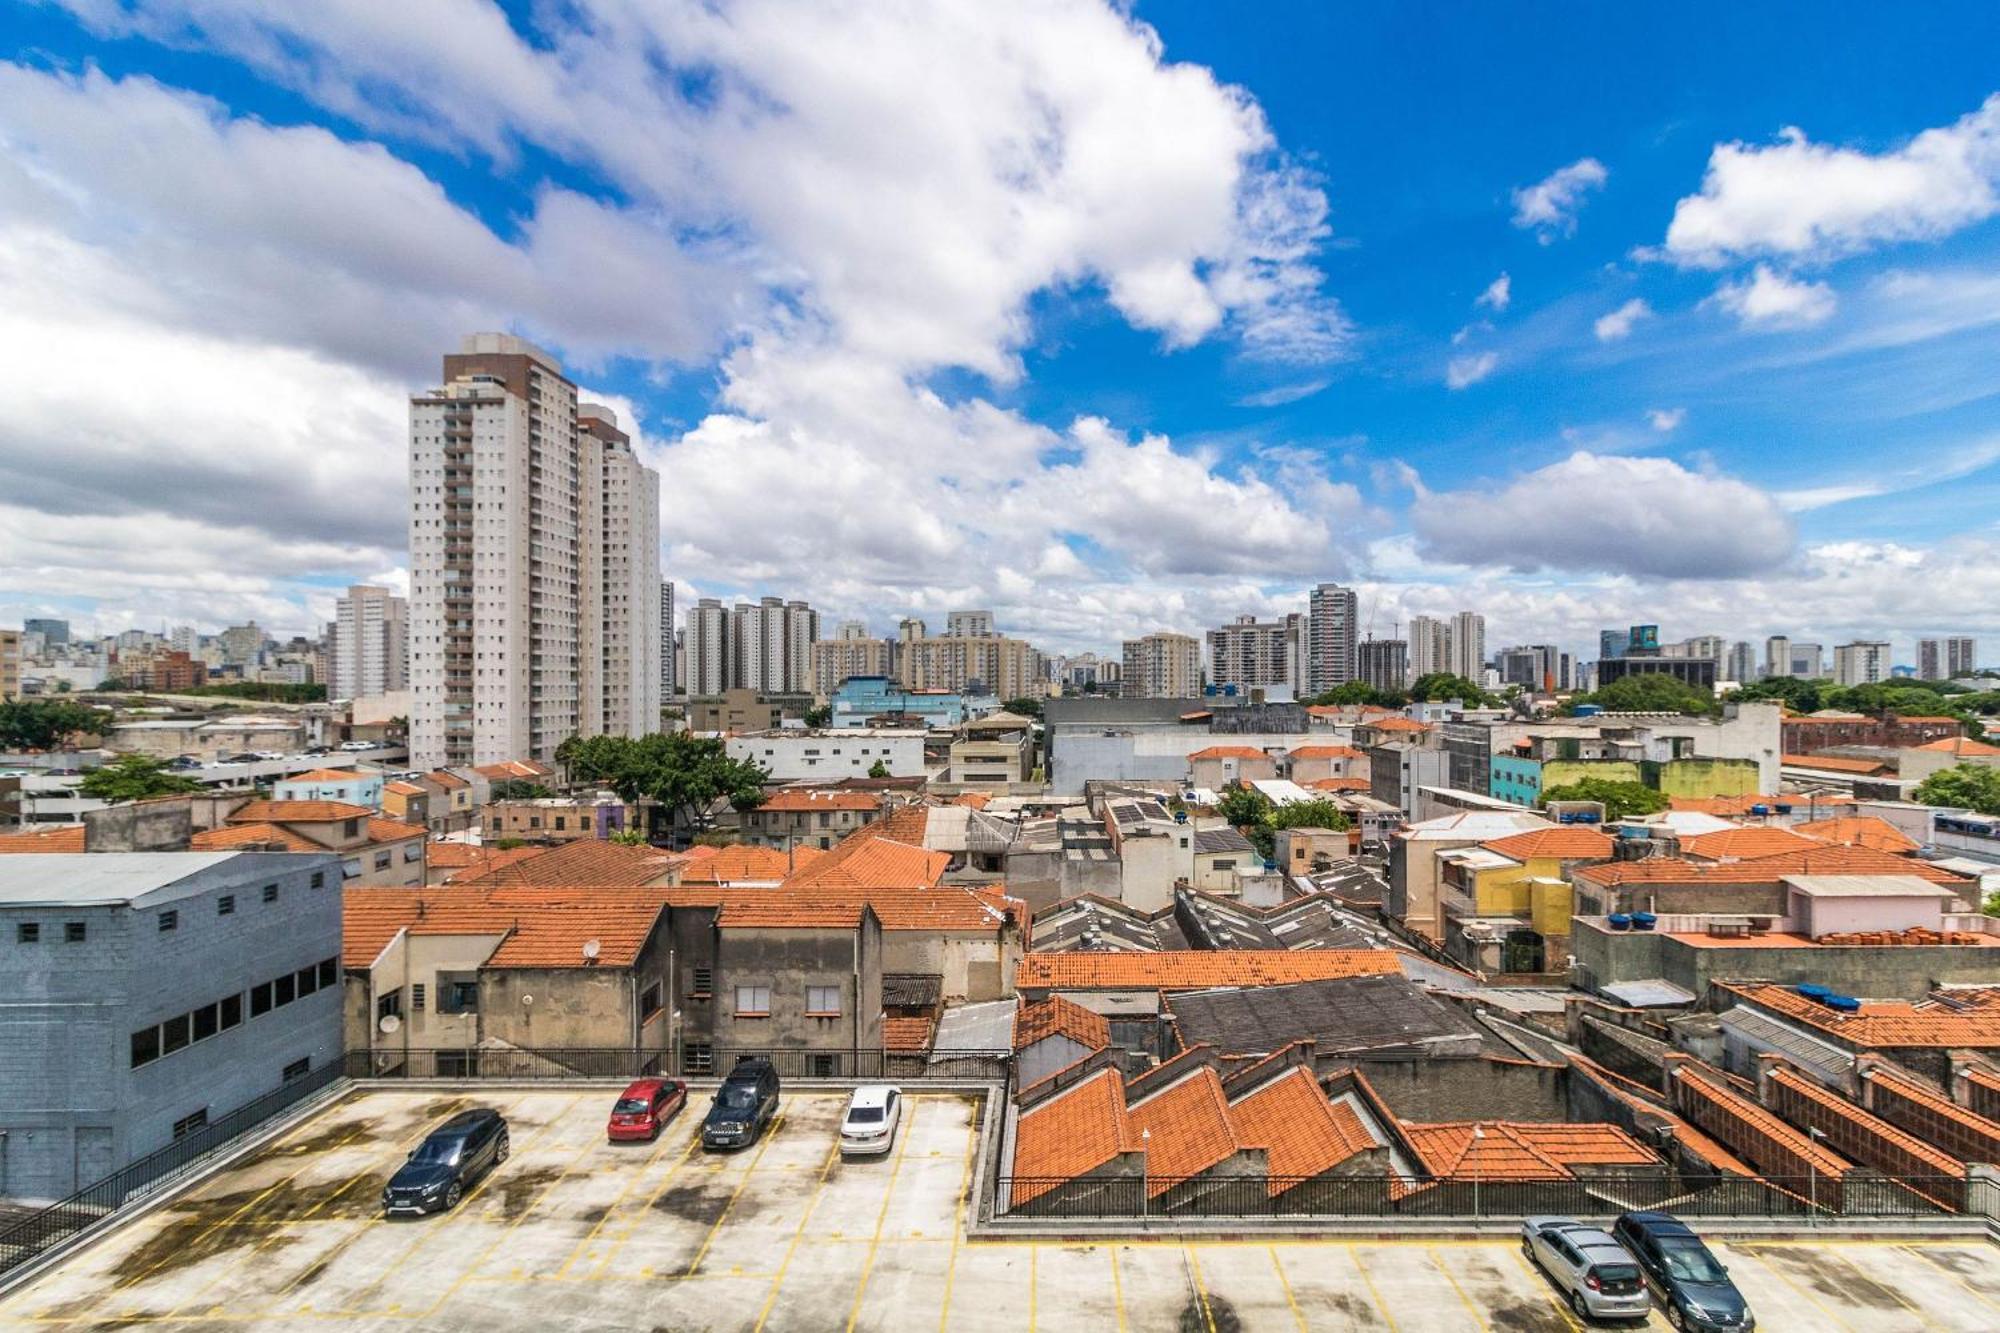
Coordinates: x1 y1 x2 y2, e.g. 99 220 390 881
606 1077 687 1143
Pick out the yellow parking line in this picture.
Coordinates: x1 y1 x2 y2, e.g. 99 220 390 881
935 1113 978 1333
1426 1243 1490 1331
1348 1248 1401 1333
751 1131 842 1330
842 1101 918 1331
585 1123 705 1279
1110 1244 1127 1333
551 1109 690 1280
1186 1246 1217 1333
1733 1246 1856 1333
1027 1245 1038 1333
684 1112 787 1277
1268 1245 1307 1332
1505 1243 1581 1331
1903 1245 2000 1314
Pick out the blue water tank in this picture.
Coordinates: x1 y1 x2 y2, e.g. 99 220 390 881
1608 913 1633 931
1631 912 1657 931
1577 811 1601 824
1825 995 1862 1013
1796 984 1831 1000
1773 803 1793 814
1750 804 1770 817
1575 704 1603 717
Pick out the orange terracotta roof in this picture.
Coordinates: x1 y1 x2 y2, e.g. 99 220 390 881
472 760 554 780
1126 1066 1242 1196
1564 1054 1758 1178
882 1016 935 1053
680 844 824 884
0 825 85 852
1577 844 1968 887
1724 983 2000 1048
425 842 547 879
383 781 427 796
950 792 993 809
1481 827 1615 861
458 837 682 887
191 822 318 853
1227 1066 1378 1193
1306 776 1372 792
1304 705 1342 718
341 885 665 970
1897 716 1965 725
711 896 865 928
1014 995 1112 1052
1011 1069 1137 1204
280 768 374 783
1188 745 1270 761
1915 736 2000 755
1682 826 1824 859
732 884 1018 932
1289 745 1363 759
227 800 374 824
1401 1120 1658 1181
1016 949 1399 991
784 834 949 890
425 769 470 789
366 818 425 844
1672 1065 1852 1179
1365 717 1431 732
1858 1066 2000 1163
1795 816 1920 854
1766 1065 1962 1179
755 789 882 813
485 900 665 968
1781 753 1890 774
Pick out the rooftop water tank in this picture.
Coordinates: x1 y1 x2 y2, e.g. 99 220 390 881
1631 912 1657 931
1825 995 1862 1013
1773 803 1793 814
1796 984 1831 1000
1575 704 1603 717
1750 804 1770 817
1608 913 1633 931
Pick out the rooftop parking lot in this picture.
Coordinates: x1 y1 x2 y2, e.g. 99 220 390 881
5 1086 1999 1331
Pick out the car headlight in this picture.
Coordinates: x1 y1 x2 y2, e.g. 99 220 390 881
422 1180 447 1194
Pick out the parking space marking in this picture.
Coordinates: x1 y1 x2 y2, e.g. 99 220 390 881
684 1111 786 1277
582 1122 706 1279
430 1095 602 1305
1264 1245 1307 1332
842 1100 918 1331
550 1112 688 1280
1109 1244 1128 1333
1905 1244 2000 1316
1505 1244 1582 1331
751 1130 841 1331
933 1113 979 1333
1426 1244 1491 1332
1185 1246 1216 1333
1730 1245 1858 1333
1344 1244 1402 1333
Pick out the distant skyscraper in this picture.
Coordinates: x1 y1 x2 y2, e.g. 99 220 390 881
1306 583 1360 692
1357 639 1408 693
660 580 676 699
1919 638 1942 682
835 619 870 641
23 618 67 647
1598 628 1630 662
946 610 995 638
1834 641 1890 686
1206 614 1298 692
1122 632 1202 698
1919 636 1978 680
1791 642 1825 678
1725 640 1756 685
1447 610 1486 682
330 584 407 701
1764 635 1791 679
685 597 731 697
1407 615 1449 684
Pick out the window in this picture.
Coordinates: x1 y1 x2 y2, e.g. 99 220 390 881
810 1054 838 1077
376 988 402 1021
274 973 296 1006
162 1014 190 1055
805 985 840 1016
554 817 566 831
262 883 280 904
282 1056 311 1083
191 1003 219 1042
250 981 273 1016
171 1108 209 1141
342 859 362 881
734 984 771 1016
310 871 325 890
343 818 360 838
639 982 663 1020
131 1026 160 1068
411 983 427 1012
403 844 423 863
16 923 37 944
158 910 179 933
220 993 243 1030
64 921 86 943
439 978 479 1014
317 957 337 988
373 851 391 872
295 965 319 998
217 895 235 916
690 967 713 997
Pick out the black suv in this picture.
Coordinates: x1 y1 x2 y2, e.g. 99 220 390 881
1612 1211 1754 1330
382 1108 509 1215
702 1057 780 1149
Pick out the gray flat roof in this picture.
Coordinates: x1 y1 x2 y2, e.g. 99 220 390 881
1782 874 1955 898
0 852 247 907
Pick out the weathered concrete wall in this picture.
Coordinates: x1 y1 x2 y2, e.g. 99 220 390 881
83 801 192 852
1575 921 2000 1002
1352 1057 1567 1122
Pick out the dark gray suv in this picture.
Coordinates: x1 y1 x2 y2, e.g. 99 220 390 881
702 1057 780 1149
381 1108 509 1215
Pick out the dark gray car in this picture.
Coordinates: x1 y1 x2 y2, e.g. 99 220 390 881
702 1057 780 1149
381 1108 509 1215
1613 1211 1754 1330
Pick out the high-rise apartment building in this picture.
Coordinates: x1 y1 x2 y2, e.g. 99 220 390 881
1357 639 1408 693
1447 610 1486 682
1725 641 1756 685
723 597 817 694
1791 642 1825 678
1918 636 1978 681
812 636 892 698
0 629 19 702
834 619 870 641
946 610 995 639
1121 631 1202 699
684 597 731 698
900 632 1041 699
1833 641 1891 687
1407 615 1450 684
217 622 266 665
1206 614 1298 692
1305 583 1360 693
408 334 661 769
1764 635 1791 679
329 584 407 701
23 618 67 647
659 580 676 698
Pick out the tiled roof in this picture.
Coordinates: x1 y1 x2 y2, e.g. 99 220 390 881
1564 1054 1759 1178
1781 753 1890 774
227 800 375 823
341 885 666 970
950 792 993 810
1188 745 1270 761
1289 745 1363 759
1480 827 1615 861
1126 1067 1242 1196
425 769 470 789
882 1016 936 1053
1915 736 2000 756
472 760 555 780
1011 1069 1136 1204
1765 1065 1962 1181
1795 816 1920 854
425 842 546 880
384 780 427 796
1227 1066 1378 1193
280 768 372 783
712 897 865 928
1672 1065 1851 1179
1576 844 1968 887
1682 826 1824 860
485 900 665 968
680 844 824 884
1014 995 1112 1052
1016 949 1400 991
191 822 318 853
1364 717 1431 732
366 818 426 844
755 789 882 812
1306 776 1372 792
1402 1120 1657 1181
0 825 85 852
1858 1066 2000 1165
1724 983 2000 1049
457 837 681 887
784 835 950 890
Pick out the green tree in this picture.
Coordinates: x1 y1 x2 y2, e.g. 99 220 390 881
868 760 891 779
1269 798 1352 834
1216 785 1273 828
608 827 649 846
1000 696 1045 719
1539 777 1669 820
1305 681 1410 708
1408 673 1490 705
489 779 555 800
0 699 112 751
1914 763 2000 816
803 704 833 727
551 732 769 835
1576 674 1718 716
77 754 203 802
1726 675 1826 713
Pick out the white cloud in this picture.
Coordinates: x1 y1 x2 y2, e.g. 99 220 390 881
1663 95 2000 267
1593 298 1653 342
1475 272 1512 311
1777 433 2000 511
1446 351 1499 390
1711 264 1837 328
1236 379 1330 408
1511 157 1608 240
1409 452 1795 578
1647 407 1687 433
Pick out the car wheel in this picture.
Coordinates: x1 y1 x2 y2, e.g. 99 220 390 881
650 1124 661 1142
1669 1307 1687 1331
496 1134 510 1164
1569 1289 1588 1321
444 1181 462 1210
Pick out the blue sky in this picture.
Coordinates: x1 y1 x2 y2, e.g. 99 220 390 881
2 1 1998 664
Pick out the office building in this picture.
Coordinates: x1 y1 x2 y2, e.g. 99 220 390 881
1448 610 1486 682
216 622 266 666
0 850 343 1198
408 334 662 769
660 580 676 699
1790 642 1824 678
1408 615 1450 684
1121 632 1203 699
24 618 67 647
1305 583 1360 692
1206 614 1298 692
946 610 996 639
1496 644 1561 692
1598 628 1630 662
1595 655 1718 691
1764 636 1790 679
1833 641 1891 687
328 584 407 702
1357 638 1409 693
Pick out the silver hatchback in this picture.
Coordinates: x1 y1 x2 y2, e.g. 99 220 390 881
1522 1216 1652 1322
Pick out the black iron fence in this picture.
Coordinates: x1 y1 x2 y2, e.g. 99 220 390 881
995 1171 1980 1221
346 1046 1010 1083
0 1061 343 1277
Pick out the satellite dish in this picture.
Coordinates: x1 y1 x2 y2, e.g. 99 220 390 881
378 1013 401 1034
520 993 533 1005
582 938 601 961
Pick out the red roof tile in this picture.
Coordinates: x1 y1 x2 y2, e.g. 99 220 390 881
227 800 374 823
1576 845 1968 887
1481 827 1616 861
755 789 883 813
1306 776 1372 792
1915 737 2000 756
680 844 824 884
425 842 546 880
1682 826 1823 860
1014 996 1111 1052
341 885 665 970
1126 1067 1242 1196
1400 1121 1657 1181
1188 745 1271 761
1011 1070 1136 1204
191 822 318 853
1794 816 1920 854
457 838 682 887
1725 983 2000 1049
0 826 85 852
280 768 375 783
1782 753 1891 774
1016 949 1399 991
882 1016 935 1053
1289 745 1363 760
1227 1066 1378 1193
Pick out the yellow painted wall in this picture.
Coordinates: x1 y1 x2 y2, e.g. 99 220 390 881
1655 758 1760 798
1473 854 1579 937
1541 759 1642 790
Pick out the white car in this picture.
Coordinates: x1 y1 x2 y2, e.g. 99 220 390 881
839 1085 902 1156
338 741 375 752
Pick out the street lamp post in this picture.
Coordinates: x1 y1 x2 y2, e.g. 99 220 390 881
1140 1127 1151 1223
1806 1125 1827 1226
1471 1124 1484 1219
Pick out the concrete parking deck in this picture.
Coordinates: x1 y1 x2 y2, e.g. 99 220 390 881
5 1087 1999 1330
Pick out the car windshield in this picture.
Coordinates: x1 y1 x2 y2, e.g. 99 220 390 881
613 1098 652 1114
719 1085 758 1109
846 1107 885 1124
1594 1264 1640 1284
1660 1242 1728 1283
410 1138 462 1166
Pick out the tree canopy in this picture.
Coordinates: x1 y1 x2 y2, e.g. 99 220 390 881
1408 673 1492 706
489 779 555 800
1539 777 1669 820
1726 676 1994 738
1914 763 2000 816
1305 682 1408 708
1572 674 1718 716
77 754 204 803
1216 786 1348 859
1000 696 1045 719
0 699 112 751
556 732 769 832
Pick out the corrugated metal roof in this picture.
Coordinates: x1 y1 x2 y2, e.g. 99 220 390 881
1718 1006 1854 1086
1602 979 1698 1008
